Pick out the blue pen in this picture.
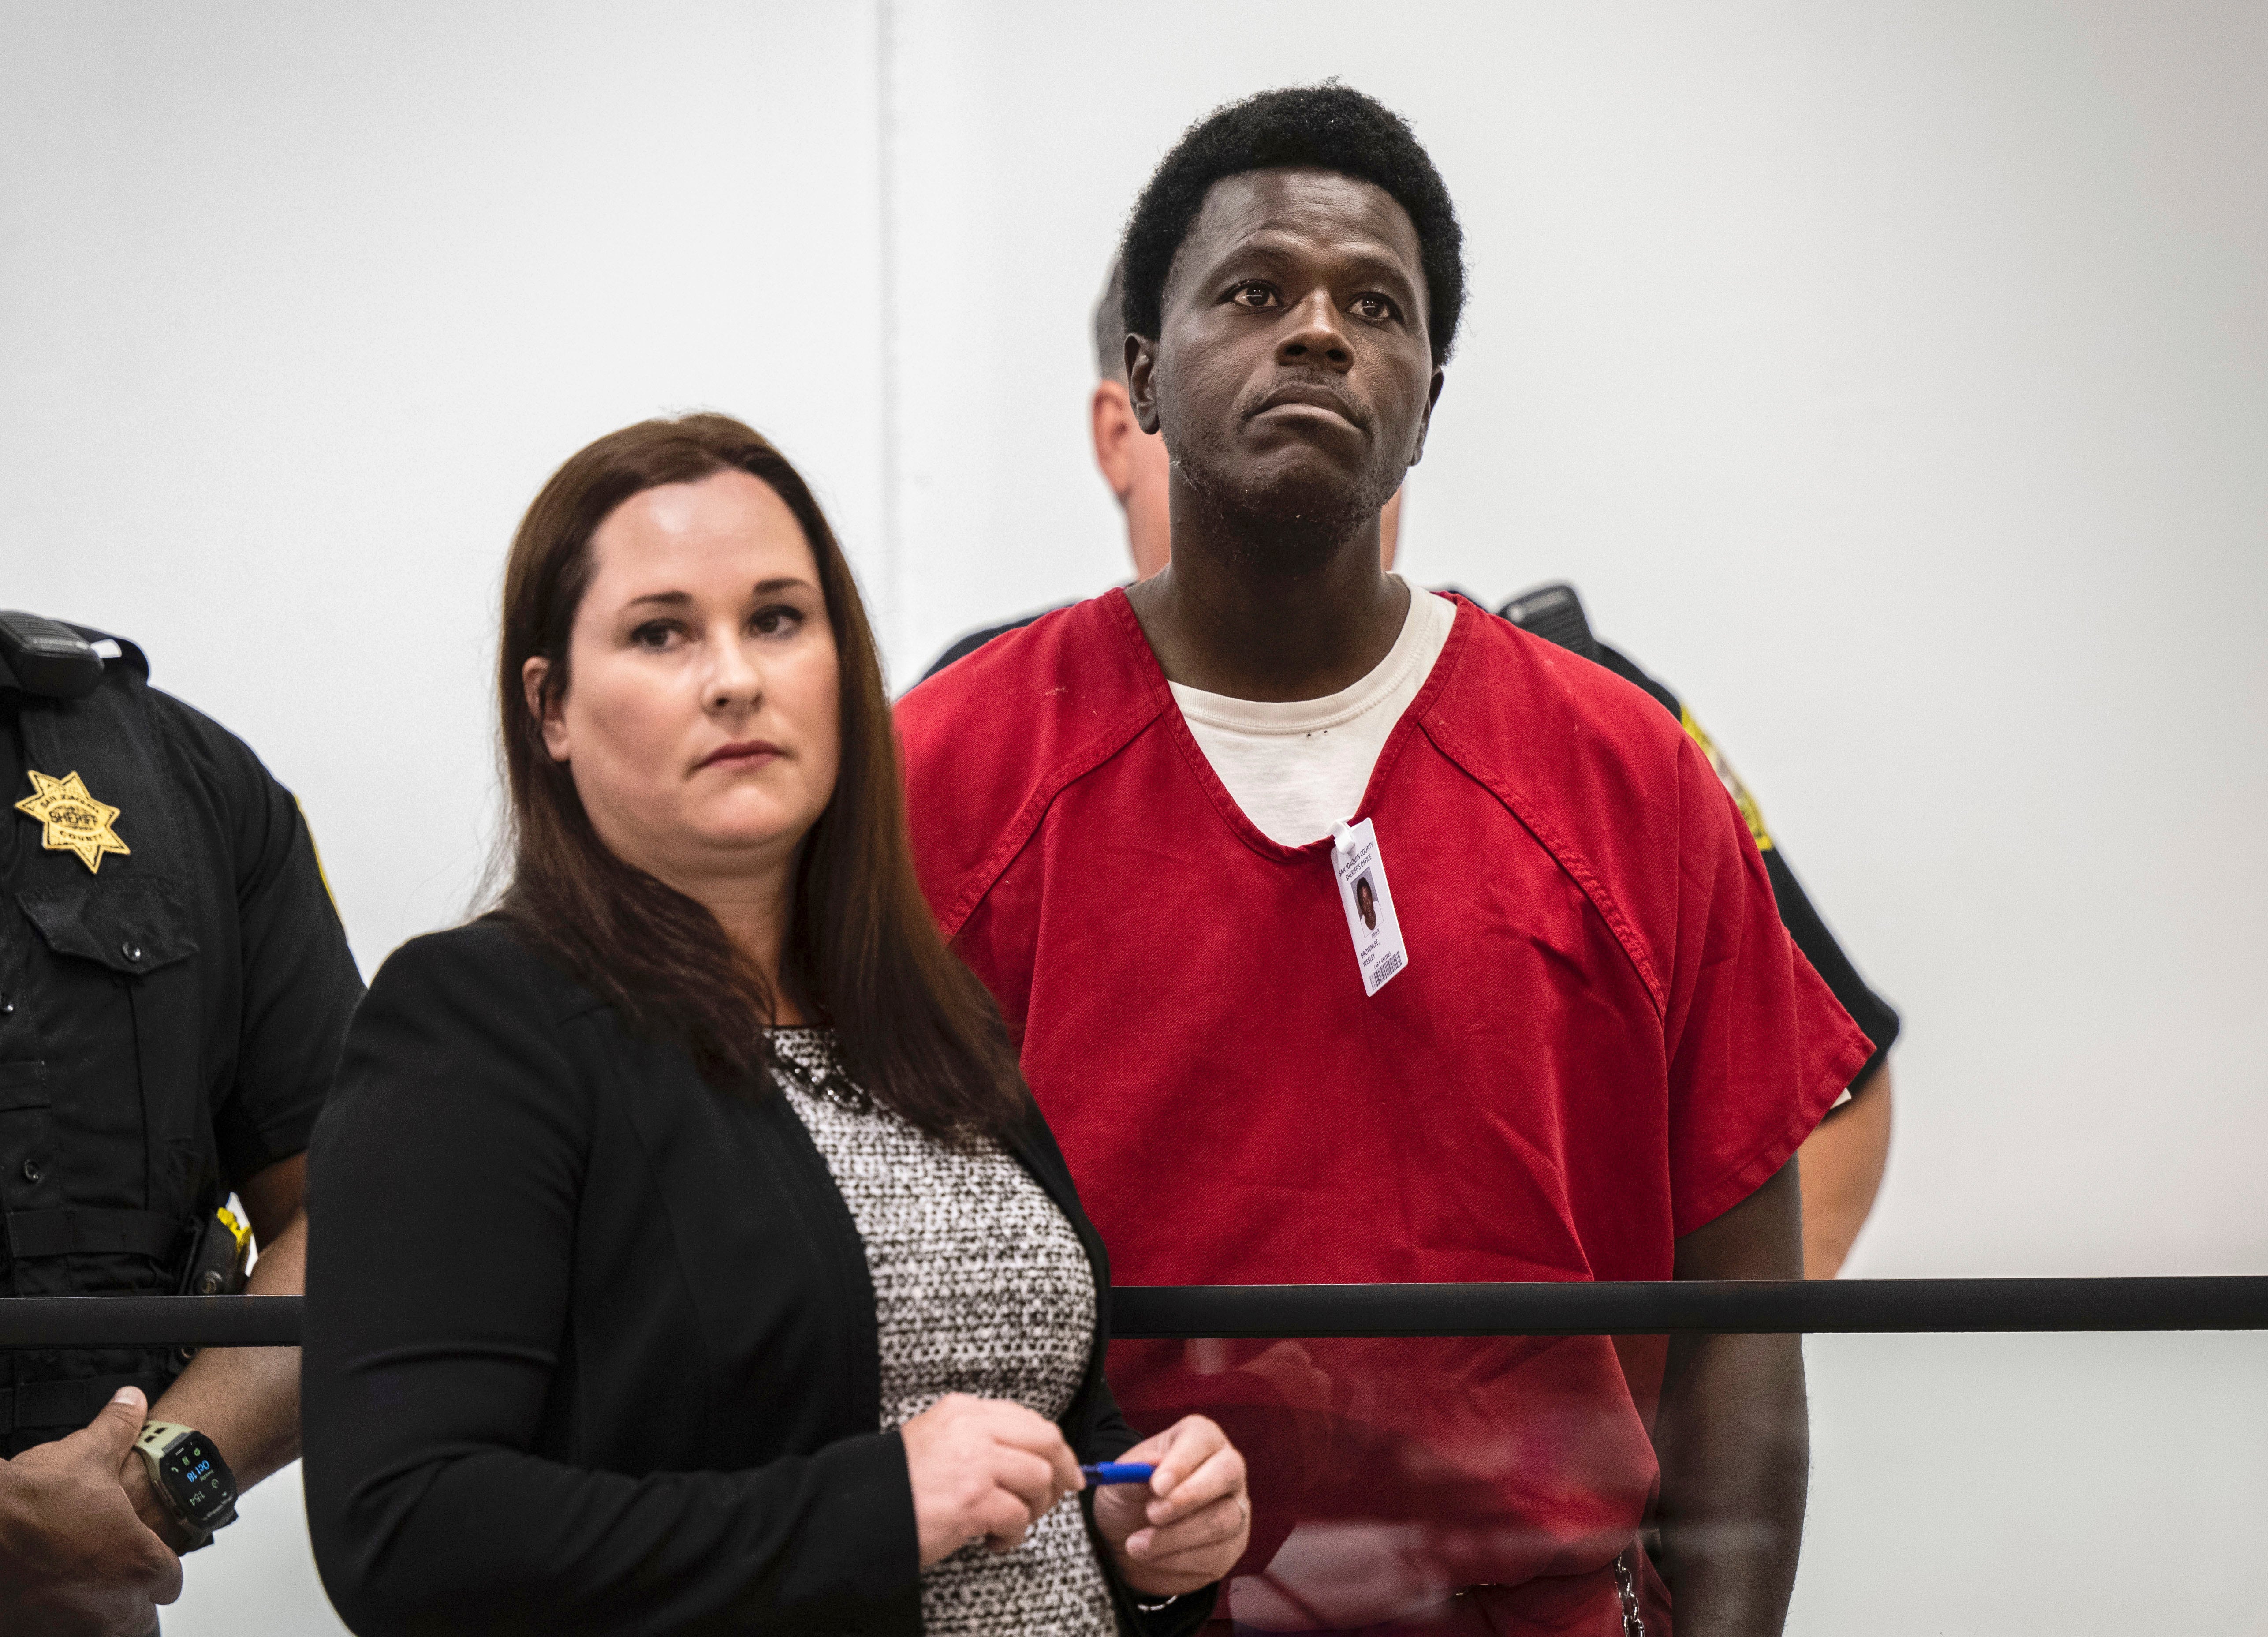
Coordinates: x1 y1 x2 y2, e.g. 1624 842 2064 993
1080 1461 1155 1486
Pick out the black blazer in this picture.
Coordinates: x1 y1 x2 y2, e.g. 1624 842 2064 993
302 918 1213 1636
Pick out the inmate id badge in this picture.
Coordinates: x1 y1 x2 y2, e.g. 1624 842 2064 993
1330 818 1408 996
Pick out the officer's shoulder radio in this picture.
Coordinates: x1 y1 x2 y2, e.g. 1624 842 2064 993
0 609 111 697
1496 582 1602 662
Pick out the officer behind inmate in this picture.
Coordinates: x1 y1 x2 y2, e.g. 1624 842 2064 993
0 613 362 1634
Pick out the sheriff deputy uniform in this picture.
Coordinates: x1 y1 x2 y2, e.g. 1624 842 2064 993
1 613 362 1460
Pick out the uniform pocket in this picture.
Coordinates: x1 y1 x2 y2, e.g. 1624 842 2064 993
15 878 200 976
0 1061 49 1112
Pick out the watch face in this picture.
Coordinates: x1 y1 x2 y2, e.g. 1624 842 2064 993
157 1431 236 1528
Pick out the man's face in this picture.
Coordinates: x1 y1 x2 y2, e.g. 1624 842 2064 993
1130 168 1443 544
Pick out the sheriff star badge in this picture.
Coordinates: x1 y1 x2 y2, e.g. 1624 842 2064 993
15 769 131 873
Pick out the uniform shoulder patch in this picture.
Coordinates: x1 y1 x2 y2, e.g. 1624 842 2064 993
1677 710 1774 852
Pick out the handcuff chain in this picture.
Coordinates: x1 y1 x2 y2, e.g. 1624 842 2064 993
1615 1549 1646 1637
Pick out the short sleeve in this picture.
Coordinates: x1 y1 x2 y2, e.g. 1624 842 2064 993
1758 847 1900 1095
1593 643 1899 1094
151 691 365 1187
1660 736 1873 1236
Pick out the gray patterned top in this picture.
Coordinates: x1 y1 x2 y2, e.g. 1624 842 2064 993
768 1028 1117 1637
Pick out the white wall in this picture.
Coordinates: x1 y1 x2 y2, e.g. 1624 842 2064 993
1 0 887 968
4 4 2263 1633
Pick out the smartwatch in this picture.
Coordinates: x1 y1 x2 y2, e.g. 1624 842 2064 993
132 1422 239 1550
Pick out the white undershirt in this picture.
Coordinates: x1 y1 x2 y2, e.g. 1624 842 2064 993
1168 579 1457 847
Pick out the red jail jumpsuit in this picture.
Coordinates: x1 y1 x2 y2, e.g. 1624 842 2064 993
897 589 1870 1633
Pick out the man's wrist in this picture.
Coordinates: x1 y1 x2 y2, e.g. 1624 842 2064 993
118 1456 194 1554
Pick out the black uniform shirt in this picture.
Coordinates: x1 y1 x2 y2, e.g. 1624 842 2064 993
918 598 1901 1092
1 632 363 1450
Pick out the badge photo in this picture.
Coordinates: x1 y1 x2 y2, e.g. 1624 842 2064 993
1330 818 1409 997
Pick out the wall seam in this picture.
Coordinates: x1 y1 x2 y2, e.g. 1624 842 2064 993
874 0 902 679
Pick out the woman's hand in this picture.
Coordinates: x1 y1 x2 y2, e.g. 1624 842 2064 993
900 1394 1083 1569
1089 1415 1250 1600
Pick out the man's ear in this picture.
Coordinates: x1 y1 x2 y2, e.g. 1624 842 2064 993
1126 334 1164 436
1091 381 1140 501
523 657 570 762
1406 366 1447 469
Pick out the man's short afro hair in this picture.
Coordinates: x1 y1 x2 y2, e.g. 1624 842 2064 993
1119 84 1465 367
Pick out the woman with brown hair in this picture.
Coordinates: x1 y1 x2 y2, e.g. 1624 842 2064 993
300 413 1247 1635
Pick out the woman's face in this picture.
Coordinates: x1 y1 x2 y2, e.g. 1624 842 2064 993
528 468 841 893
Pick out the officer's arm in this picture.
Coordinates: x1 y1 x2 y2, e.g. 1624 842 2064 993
117 1154 307 1552
1654 1160 1809 1637
1794 1063 1894 1278
117 698 357 1546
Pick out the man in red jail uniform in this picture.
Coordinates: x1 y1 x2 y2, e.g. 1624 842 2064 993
899 86 1872 1636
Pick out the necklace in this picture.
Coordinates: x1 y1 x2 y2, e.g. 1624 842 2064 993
765 1026 874 1113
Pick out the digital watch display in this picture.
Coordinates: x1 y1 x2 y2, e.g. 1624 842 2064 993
132 1421 239 1549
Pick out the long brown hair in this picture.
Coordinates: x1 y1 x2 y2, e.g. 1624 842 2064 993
496 412 1024 1136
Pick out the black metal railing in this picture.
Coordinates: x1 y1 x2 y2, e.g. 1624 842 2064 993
3 1277 2264 1349
1109 1277 2268 1336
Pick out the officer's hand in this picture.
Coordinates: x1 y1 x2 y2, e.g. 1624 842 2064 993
1090 1414 1250 1600
0 1387 182 1636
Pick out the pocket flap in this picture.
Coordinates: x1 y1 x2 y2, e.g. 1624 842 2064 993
16 878 201 976
0 1061 49 1112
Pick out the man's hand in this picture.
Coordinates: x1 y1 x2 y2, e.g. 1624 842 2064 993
0 1387 181 1636
1090 1415 1250 1600
116 1450 194 1557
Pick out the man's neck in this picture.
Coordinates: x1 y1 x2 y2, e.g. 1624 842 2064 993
1125 496 1409 703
